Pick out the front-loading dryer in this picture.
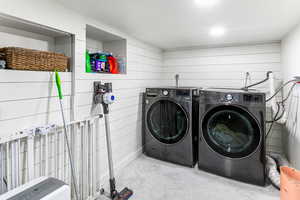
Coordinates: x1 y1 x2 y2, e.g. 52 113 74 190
198 89 266 185
143 87 199 167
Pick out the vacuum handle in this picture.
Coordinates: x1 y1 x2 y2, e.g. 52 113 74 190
55 71 63 99
105 82 113 93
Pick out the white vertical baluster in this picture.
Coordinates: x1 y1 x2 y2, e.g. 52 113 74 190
40 135 44 177
4 144 7 192
85 121 89 199
1 143 5 194
51 130 55 178
62 127 66 182
95 118 100 191
39 135 42 178
80 122 85 200
0 144 3 194
59 128 64 180
87 121 91 197
17 139 21 186
66 125 70 184
63 126 67 183
65 126 70 184
45 132 49 176
75 123 82 200
34 136 37 179
70 123 76 197
27 133 35 181
55 129 59 178
20 140 25 185
6 142 11 191
76 123 81 198
10 142 14 189
49 133 52 177
14 141 18 187
91 120 97 196
58 129 61 180
1 143 5 193
11 141 16 189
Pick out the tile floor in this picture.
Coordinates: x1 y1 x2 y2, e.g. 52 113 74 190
115 155 279 200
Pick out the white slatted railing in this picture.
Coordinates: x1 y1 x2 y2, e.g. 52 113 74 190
0 115 102 200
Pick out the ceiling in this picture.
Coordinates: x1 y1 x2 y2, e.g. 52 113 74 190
56 0 300 50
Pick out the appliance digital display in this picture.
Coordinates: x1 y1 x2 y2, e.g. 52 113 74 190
176 90 190 96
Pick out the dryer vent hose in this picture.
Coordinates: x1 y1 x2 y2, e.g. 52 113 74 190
266 153 290 190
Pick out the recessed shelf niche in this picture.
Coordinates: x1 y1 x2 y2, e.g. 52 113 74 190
0 13 74 72
86 24 127 74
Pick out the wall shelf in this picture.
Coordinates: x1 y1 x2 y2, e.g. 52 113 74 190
86 24 127 74
0 13 74 72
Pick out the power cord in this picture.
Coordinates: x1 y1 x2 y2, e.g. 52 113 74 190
242 71 273 91
266 80 296 102
266 102 280 138
266 82 298 138
239 71 298 139
281 82 297 104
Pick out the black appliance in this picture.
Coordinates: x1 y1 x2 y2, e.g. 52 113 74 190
143 87 199 167
198 89 266 185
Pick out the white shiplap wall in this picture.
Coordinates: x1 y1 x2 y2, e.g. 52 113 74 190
0 24 72 135
162 43 283 153
0 0 163 181
0 0 287 180
74 32 163 175
282 23 300 169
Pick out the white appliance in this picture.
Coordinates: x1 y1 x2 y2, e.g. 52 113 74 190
0 177 70 200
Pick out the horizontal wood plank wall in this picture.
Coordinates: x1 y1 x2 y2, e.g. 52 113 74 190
0 71 72 137
283 85 300 168
0 0 163 181
282 24 300 169
162 43 282 153
74 30 163 174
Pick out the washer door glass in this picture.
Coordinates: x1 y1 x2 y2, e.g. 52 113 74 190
147 99 188 144
202 105 261 158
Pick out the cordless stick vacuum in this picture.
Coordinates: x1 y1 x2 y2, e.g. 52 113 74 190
94 82 133 200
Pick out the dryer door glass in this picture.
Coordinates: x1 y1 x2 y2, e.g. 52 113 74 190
202 105 261 158
147 100 188 144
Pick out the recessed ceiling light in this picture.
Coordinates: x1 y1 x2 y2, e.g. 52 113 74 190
210 26 226 37
194 0 220 7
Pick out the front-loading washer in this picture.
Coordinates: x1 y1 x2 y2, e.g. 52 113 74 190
143 87 199 167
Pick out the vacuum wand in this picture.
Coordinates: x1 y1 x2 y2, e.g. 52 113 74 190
104 113 116 196
94 82 133 200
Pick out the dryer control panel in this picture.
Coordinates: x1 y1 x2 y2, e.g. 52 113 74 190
201 90 265 106
243 94 264 103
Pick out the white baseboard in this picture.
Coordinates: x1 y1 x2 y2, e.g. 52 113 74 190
99 147 143 187
115 147 143 175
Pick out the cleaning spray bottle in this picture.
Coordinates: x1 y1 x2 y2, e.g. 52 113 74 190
86 50 92 73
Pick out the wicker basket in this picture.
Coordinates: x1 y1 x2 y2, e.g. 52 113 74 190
0 47 69 71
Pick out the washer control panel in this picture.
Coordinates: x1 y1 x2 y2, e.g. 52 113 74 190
146 88 192 100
